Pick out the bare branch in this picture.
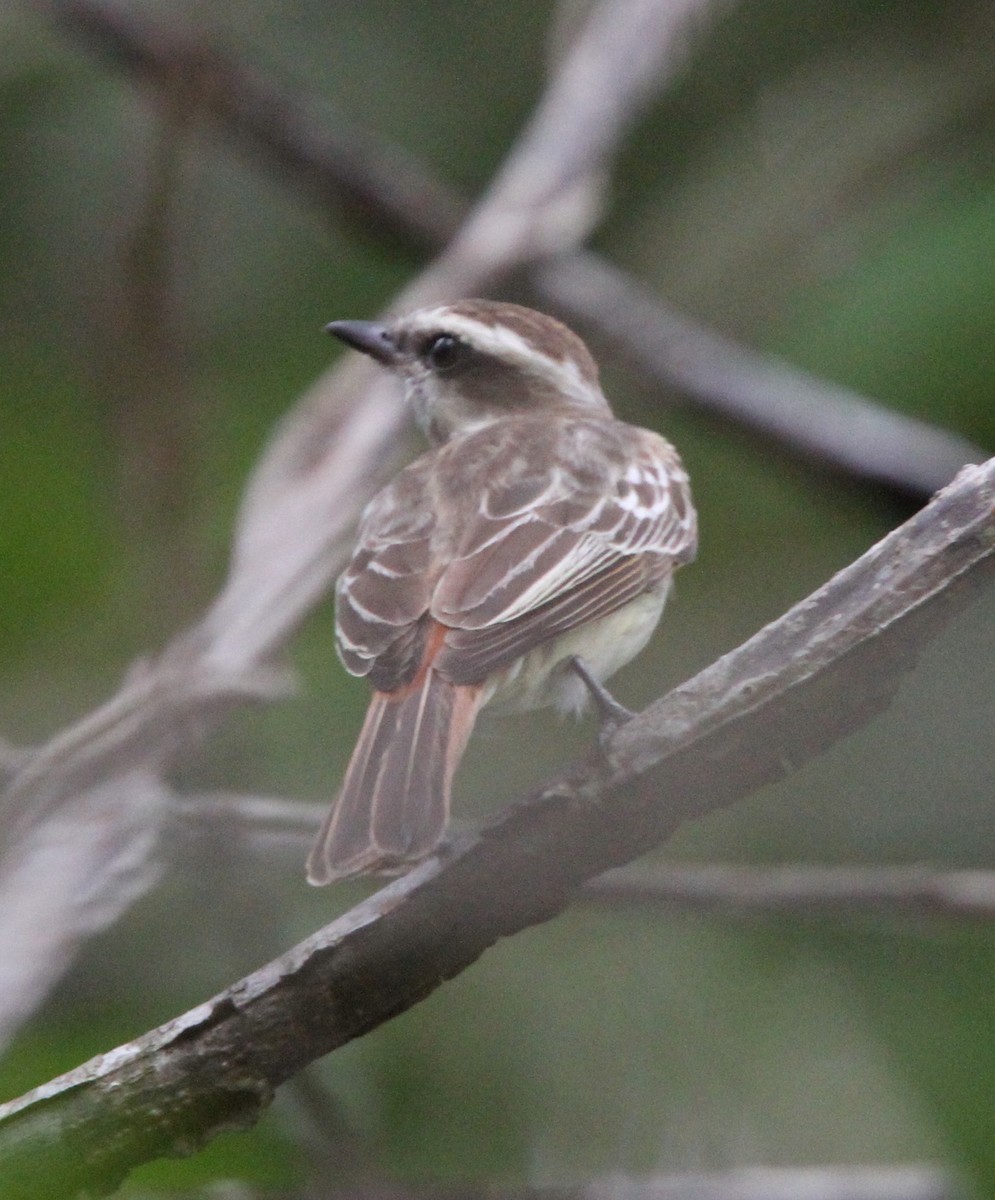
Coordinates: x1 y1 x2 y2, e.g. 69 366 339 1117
36 0 987 495
1 458 992 1197
575 1165 960 1200
0 771 167 1049
173 796 995 923
584 862 995 921
570 1165 960 1200
173 792 326 844
116 1163 962 1200
535 253 985 496
33 0 464 249
428 0 704 281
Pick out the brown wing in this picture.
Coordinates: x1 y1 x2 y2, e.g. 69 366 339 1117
431 418 696 684
334 456 442 691
335 415 696 693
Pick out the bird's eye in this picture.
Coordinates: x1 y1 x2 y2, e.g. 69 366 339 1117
424 333 462 371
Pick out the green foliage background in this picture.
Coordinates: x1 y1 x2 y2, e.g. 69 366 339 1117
2 0 995 1193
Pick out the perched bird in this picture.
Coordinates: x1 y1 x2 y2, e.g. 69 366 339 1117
307 300 697 885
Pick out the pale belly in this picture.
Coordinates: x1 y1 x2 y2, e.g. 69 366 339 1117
482 580 671 717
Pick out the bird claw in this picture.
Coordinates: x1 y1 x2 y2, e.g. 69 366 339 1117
568 656 634 753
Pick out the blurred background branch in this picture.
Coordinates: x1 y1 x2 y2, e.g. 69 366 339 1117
584 862 995 921
116 1163 963 1200
33 0 986 496
174 793 995 922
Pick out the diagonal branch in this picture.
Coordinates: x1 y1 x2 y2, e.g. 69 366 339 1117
536 253 984 496
36 0 987 496
1 458 992 1199
32 0 465 249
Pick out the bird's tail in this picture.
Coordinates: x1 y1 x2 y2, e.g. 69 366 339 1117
307 671 483 885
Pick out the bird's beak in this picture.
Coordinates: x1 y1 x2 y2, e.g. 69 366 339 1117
326 319 401 366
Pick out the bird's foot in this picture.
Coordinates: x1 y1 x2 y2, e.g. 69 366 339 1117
568 656 634 754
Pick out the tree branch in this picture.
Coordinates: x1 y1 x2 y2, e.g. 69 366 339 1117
584 862 995 921
1 458 992 1198
32 0 465 250
172 796 995 923
35 0 987 495
535 253 984 496
112 1163 961 1200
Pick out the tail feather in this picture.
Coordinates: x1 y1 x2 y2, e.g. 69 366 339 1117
307 672 482 885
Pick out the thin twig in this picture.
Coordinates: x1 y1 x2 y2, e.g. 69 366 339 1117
173 796 995 922
115 1163 962 1200
0 458 992 1197
584 862 995 921
173 793 327 843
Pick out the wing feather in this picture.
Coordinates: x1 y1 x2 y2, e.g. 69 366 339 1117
437 556 656 684
432 423 695 630
334 415 697 693
334 458 439 683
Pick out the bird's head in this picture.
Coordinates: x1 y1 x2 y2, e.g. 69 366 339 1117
326 299 611 444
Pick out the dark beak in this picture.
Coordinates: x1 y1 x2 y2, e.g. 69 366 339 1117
326 319 401 366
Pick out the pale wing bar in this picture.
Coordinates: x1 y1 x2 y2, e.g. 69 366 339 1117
434 447 694 632
335 460 440 680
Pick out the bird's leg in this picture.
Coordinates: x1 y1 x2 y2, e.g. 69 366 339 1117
568 656 634 751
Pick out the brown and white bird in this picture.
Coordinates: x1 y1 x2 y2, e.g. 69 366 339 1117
307 300 697 886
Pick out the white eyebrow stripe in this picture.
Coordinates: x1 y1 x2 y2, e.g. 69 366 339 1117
405 312 533 358
402 311 605 408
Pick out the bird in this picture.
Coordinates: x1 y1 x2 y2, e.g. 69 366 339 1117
306 299 697 886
